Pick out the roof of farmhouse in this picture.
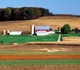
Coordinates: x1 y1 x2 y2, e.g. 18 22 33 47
35 26 51 30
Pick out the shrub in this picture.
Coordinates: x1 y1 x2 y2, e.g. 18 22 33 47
61 24 71 34
74 27 79 33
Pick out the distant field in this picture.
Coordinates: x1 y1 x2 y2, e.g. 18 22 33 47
62 33 80 37
0 59 80 65
0 34 58 44
61 33 80 42
0 16 80 32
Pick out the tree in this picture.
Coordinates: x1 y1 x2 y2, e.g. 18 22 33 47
11 8 20 20
74 27 79 33
61 24 71 34
3 8 12 20
0 7 53 21
0 9 4 21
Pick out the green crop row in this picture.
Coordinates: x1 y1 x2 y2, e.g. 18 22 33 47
0 59 80 65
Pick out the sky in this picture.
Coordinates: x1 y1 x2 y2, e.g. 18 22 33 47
0 0 80 15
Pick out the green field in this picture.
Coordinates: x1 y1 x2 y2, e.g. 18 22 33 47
62 33 80 37
0 34 58 44
0 59 80 65
0 50 80 55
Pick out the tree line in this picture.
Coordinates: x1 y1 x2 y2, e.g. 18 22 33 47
61 24 80 34
0 7 53 21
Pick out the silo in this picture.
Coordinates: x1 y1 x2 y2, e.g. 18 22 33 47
31 24 35 35
2 30 6 35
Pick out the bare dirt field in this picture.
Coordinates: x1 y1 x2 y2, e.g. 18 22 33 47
63 37 80 41
0 55 80 60
0 65 80 70
0 43 80 52
0 16 80 33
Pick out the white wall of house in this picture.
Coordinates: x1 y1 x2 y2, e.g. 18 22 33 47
9 31 22 35
36 31 55 36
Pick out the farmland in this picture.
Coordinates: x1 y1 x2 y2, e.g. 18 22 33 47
0 33 80 44
0 65 80 70
0 51 80 55
0 16 80 70
0 42 80 67
61 33 80 43
0 34 58 44
0 43 80 66
0 59 80 65
62 33 80 37
0 16 80 32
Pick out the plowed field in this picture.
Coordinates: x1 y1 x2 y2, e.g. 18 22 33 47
0 55 80 60
0 65 80 70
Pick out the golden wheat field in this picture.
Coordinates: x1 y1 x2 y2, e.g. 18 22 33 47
0 16 80 33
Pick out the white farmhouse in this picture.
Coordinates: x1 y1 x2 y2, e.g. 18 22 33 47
31 24 55 36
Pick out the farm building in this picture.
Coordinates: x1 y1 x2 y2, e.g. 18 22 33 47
8 31 22 35
31 24 55 36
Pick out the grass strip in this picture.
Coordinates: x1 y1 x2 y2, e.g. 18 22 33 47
62 34 80 37
0 34 58 44
0 59 80 65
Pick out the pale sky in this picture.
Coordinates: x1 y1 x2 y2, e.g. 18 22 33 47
0 0 80 15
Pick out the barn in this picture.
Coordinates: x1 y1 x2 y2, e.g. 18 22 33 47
31 24 55 36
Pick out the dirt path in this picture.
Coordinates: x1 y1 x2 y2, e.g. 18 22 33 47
0 55 80 60
58 34 61 42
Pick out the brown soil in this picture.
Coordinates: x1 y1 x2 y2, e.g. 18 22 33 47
0 43 80 52
62 37 80 42
0 65 80 70
0 55 80 60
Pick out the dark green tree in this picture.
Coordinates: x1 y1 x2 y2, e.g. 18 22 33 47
74 27 79 33
3 8 12 20
0 7 53 21
11 8 20 20
61 24 71 34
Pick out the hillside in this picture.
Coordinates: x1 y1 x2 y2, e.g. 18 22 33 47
0 15 80 33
